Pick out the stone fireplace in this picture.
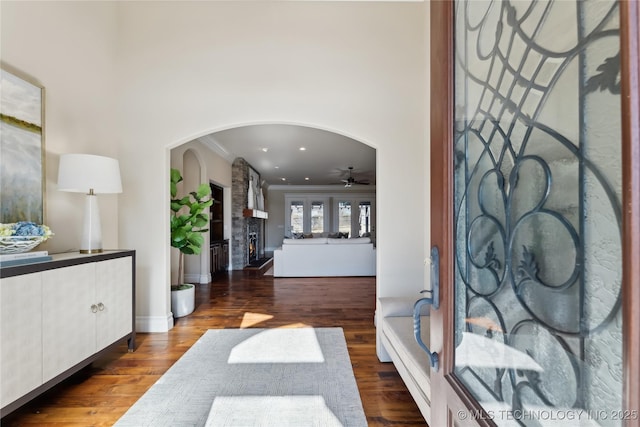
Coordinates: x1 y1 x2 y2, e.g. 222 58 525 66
231 157 268 269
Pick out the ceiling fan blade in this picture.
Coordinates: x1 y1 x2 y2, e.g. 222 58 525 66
335 166 370 186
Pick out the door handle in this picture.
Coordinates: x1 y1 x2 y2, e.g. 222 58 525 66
413 246 440 371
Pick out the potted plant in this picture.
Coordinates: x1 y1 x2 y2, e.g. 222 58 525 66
170 168 213 317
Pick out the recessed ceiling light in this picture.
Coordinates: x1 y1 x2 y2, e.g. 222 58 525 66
281 177 286 181
299 147 306 151
305 177 310 181
262 148 268 152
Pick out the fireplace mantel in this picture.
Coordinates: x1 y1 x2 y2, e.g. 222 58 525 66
243 208 268 219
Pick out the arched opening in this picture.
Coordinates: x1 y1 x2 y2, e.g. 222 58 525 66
169 122 376 284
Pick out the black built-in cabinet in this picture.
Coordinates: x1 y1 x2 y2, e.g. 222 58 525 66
209 183 228 275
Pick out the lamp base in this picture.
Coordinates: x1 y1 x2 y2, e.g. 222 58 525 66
81 193 103 253
80 249 103 254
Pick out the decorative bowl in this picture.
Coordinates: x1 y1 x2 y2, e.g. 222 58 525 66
0 236 46 254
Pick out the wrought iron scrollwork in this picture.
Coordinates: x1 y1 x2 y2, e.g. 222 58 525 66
453 0 623 421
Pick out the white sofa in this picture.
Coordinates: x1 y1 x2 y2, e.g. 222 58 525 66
377 297 432 425
273 237 376 277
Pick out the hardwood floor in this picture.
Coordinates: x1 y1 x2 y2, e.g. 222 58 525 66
2 272 428 426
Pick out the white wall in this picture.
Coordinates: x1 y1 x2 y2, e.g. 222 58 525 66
0 2 120 254
2 1 429 333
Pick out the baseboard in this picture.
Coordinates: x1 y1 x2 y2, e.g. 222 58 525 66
136 314 174 332
184 273 211 284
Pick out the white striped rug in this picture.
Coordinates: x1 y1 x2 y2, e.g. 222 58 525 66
115 328 367 427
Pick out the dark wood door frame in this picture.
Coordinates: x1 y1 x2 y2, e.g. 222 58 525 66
430 1 493 422
620 0 640 420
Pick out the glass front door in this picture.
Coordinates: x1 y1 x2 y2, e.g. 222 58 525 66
452 0 623 423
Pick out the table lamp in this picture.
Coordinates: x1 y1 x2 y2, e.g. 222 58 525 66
57 154 122 253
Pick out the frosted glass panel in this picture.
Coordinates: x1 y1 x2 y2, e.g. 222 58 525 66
453 1 623 424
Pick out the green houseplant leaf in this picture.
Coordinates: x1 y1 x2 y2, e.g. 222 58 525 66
170 168 212 290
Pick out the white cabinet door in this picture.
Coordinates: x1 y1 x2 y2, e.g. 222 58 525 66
42 263 96 382
0 273 43 408
95 257 132 350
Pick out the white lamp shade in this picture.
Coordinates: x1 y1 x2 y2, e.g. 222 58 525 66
58 154 122 194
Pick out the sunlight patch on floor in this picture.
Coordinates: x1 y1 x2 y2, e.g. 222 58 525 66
206 395 342 426
228 328 325 364
240 312 274 328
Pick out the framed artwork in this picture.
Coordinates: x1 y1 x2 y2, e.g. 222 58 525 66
248 166 263 211
0 66 45 224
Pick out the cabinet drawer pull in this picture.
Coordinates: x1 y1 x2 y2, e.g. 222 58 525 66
91 304 98 313
97 302 105 311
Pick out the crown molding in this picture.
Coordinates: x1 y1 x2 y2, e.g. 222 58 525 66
267 184 376 191
197 134 235 162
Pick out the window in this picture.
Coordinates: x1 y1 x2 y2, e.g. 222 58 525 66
338 201 351 234
289 201 304 234
359 201 372 236
284 194 374 241
284 195 330 236
311 201 324 234
333 197 375 239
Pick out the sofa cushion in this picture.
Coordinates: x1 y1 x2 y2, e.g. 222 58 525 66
327 237 371 244
282 237 328 245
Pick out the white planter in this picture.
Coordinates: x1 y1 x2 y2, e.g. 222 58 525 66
171 284 195 318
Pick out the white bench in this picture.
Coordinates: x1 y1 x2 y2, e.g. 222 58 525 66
377 297 432 425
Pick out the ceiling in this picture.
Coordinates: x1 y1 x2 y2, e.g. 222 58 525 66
196 124 376 187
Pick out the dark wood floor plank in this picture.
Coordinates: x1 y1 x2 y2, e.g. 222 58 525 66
2 272 427 426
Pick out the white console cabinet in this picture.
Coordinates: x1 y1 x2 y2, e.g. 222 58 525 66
0 250 135 417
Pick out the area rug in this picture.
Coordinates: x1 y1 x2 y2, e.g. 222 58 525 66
115 328 367 427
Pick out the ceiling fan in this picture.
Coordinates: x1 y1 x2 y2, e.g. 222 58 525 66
341 167 370 187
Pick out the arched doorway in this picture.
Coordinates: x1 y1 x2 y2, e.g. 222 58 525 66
169 122 377 278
